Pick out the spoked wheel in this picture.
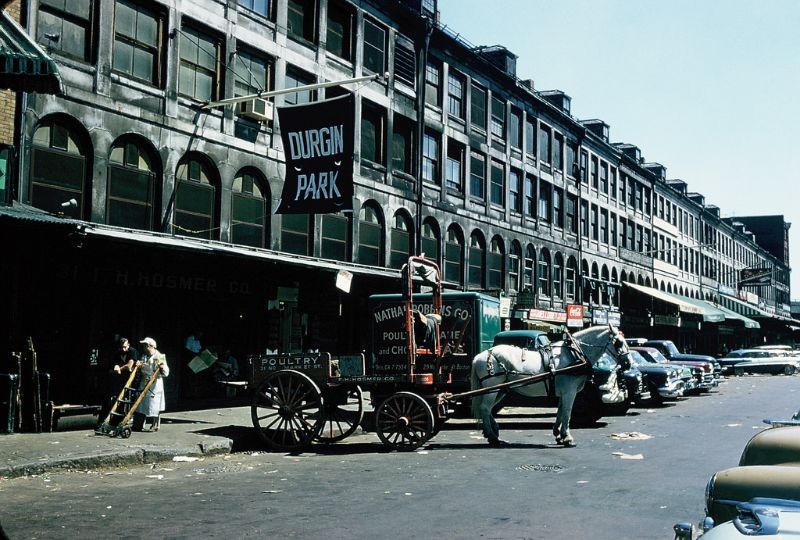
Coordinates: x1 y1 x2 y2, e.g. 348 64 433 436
315 385 364 444
251 370 324 452
375 392 434 451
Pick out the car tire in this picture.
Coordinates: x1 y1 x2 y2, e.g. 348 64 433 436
785 365 795 376
734 367 745 377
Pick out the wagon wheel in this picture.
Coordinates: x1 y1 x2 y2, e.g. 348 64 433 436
315 385 364 443
375 392 434 451
251 370 324 452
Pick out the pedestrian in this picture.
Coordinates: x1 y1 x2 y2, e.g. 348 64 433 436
185 330 203 356
98 336 141 425
112 337 139 375
133 337 169 432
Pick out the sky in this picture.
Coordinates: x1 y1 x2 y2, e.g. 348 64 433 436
438 0 800 298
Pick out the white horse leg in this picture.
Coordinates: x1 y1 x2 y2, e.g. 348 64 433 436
472 392 502 444
554 375 583 447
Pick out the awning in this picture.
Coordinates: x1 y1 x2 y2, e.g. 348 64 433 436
711 303 760 329
719 293 796 323
0 10 63 94
623 282 723 321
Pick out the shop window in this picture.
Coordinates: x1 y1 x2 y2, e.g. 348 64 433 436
425 61 440 107
107 138 158 230
468 232 485 289
358 204 383 265
37 0 96 63
360 102 386 165
445 141 464 192
326 2 353 61
422 130 439 183
112 0 165 87
391 115 414 175
470 83 487 131
393 33 415 86
231 169 268 247
174 154 219 239
469 152 485 201
363 18 386 74
287 0 316 43
421 218 440 266
30 119 89 219
389 213 412 269
238 0 273 18
179 24 222 101
444 225 464 285
284 66 316 105
281 213 312 255
321 213 350 261
488 236 504 290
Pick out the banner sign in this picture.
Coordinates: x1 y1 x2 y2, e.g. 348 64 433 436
276 94 355 214
740 266 772 287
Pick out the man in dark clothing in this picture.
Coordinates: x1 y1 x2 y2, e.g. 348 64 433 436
99 337 140 425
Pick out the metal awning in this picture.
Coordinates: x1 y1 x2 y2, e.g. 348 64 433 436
623 282 720 319
711 303 760 329
719 293 796 323
0 10 63 94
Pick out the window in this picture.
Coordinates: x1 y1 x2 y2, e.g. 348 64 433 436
489 160 504 206
523 245 535 291
509 108 522 149
113 0 164 86
538 180 551 223
508 242 521 292
392 115 414 174
552 133 563 170
580 200 589 237
425 62 440 107
390 213 412 269
281 214 312 255
553 254 564 300
447 72 465 119
179 24 221 101
610 213 617 246
565 257 577 301
233 49 273 123
238 0 272 18
107 139 157 230
445 141 464 192
627 177 636 207
524 174 535 217
590 204 598 241
566 143 576 178
174 155 218 240
600 161 608 194
471 83 487 130
525 118 536 156
30 120 88 219
360 102 385 165
509 169 521 213
610 167 617 200
619 173 627 202
444 226 464 284
421 219 440 265
469 152 485 200
422 130 439 183
284 66 315 105
287 0 316 43
488 237 504 289
358 205 382 265
468 233 485 288
37 0 96 62
580 151 588 185
590 156 598 189
363 18 386 74
321 213 350 261
326 2 353 60
600 208 608 244
394 34 415 86
566 193 577 233
538 124 551 164
553 187 563 228
231 169 268 247
490 96 505 140
538 250 551 297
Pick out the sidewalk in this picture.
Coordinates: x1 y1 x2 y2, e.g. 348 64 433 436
0 406 258 479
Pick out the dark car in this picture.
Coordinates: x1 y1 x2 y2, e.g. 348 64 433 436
627 349 685 404
641 339 721 389
491 330 631 422
631 346 700 394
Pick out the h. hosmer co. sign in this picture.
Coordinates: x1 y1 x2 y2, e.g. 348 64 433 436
276 94 355 214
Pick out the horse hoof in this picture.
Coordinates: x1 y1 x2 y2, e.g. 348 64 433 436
488 438 509 447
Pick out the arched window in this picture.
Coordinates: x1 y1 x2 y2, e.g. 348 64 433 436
389 212 413 269
321 213 351 261
523 245 536 292
488 236 504 290
538 249 551 300
468 231 485 289
358 203 383 265
444 225 464 285
508 240 522 293
421 218 441 266
553 252 564 300
107 137 158 230
565 256 578 302
30 118 90 218
231 169 268 247
174 154 219 239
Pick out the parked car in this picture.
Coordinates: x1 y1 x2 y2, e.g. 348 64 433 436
626 349 685 404
491 330 630 423
641 339 722 386
719 349 800 376
675 425 800 538
675 499 800 539
631 346 701 394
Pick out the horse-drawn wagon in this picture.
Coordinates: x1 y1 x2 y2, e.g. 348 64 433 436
244 256 633 452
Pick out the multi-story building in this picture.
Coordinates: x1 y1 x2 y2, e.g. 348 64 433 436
0 0 793 405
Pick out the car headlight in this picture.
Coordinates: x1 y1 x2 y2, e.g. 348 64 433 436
705 474 716 514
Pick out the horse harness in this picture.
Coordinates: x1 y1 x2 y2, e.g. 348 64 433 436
479 342 557 385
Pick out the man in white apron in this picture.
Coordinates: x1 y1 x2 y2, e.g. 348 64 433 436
134 337 170 432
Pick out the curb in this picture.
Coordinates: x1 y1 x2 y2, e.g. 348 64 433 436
0 438 234 479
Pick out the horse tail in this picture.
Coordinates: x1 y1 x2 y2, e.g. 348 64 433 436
470 350 485 420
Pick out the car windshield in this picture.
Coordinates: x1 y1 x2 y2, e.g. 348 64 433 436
640 349 668 363
628 350 647 366
661 341 680 356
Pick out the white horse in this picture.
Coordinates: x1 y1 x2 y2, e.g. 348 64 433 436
470 325 631 447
